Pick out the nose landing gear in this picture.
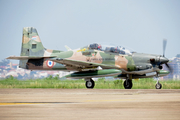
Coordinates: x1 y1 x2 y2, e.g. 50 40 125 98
155 81 162 89
155 73 162 89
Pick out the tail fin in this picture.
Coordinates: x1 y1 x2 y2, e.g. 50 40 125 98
7 27 62 69
20 27 45 68
21 27 45 57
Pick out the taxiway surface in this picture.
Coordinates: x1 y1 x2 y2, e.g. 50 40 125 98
0 89 180 120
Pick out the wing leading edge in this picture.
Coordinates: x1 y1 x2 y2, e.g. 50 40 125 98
6 56 57 60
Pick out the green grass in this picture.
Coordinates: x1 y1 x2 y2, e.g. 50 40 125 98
0 76 180 89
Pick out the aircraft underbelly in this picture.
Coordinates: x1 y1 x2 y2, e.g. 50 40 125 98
65 69 122 79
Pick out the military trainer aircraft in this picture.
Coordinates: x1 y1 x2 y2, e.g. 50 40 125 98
7 27 171 89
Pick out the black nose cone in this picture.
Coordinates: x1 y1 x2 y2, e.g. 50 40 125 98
160 57 169 64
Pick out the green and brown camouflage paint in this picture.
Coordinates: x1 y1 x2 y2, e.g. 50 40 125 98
7 27 169 79
20 27 133 72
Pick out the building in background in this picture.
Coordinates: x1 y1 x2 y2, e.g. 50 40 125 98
0 62 71 79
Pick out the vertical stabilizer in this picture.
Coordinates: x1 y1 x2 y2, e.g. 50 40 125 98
21 27 45 57
20 27 45 68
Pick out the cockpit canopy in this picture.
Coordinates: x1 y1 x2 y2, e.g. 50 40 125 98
104 46 125 54
89 43 102 50
87 43 134 55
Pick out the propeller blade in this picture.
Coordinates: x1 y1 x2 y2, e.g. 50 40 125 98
163 39 167 57
165 63 173 73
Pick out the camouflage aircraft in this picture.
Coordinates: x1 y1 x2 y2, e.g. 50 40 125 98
7 27 171 89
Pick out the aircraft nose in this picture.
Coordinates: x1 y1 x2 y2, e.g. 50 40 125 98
160 57 169 64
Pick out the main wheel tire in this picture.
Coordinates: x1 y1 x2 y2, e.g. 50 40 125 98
123 80 133 89
155 83 162 89
85 79 95 89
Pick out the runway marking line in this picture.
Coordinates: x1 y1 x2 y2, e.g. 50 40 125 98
0 103 48 106
0 102 75 106
85 99 134 102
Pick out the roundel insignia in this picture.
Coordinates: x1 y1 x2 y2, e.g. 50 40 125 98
46 60 54 68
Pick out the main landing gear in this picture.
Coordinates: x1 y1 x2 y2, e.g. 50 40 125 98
123 79 133 89
123 74 133 89
85 78 95 89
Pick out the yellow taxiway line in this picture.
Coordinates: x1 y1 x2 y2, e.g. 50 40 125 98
0 103 48 105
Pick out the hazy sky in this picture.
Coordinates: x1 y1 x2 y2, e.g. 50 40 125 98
0 0 180 63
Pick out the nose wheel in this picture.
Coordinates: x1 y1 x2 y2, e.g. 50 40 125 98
85 79 95 89
155 81 162 89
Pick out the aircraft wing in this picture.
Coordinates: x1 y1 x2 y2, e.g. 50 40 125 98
50 58 119 70
6 56 57 60
50 58 159 75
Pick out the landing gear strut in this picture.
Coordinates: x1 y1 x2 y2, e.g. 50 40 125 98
123 74 133 89
85 78 95 89
155 72 162 89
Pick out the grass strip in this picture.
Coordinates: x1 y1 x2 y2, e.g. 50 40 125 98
0 76 179 89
